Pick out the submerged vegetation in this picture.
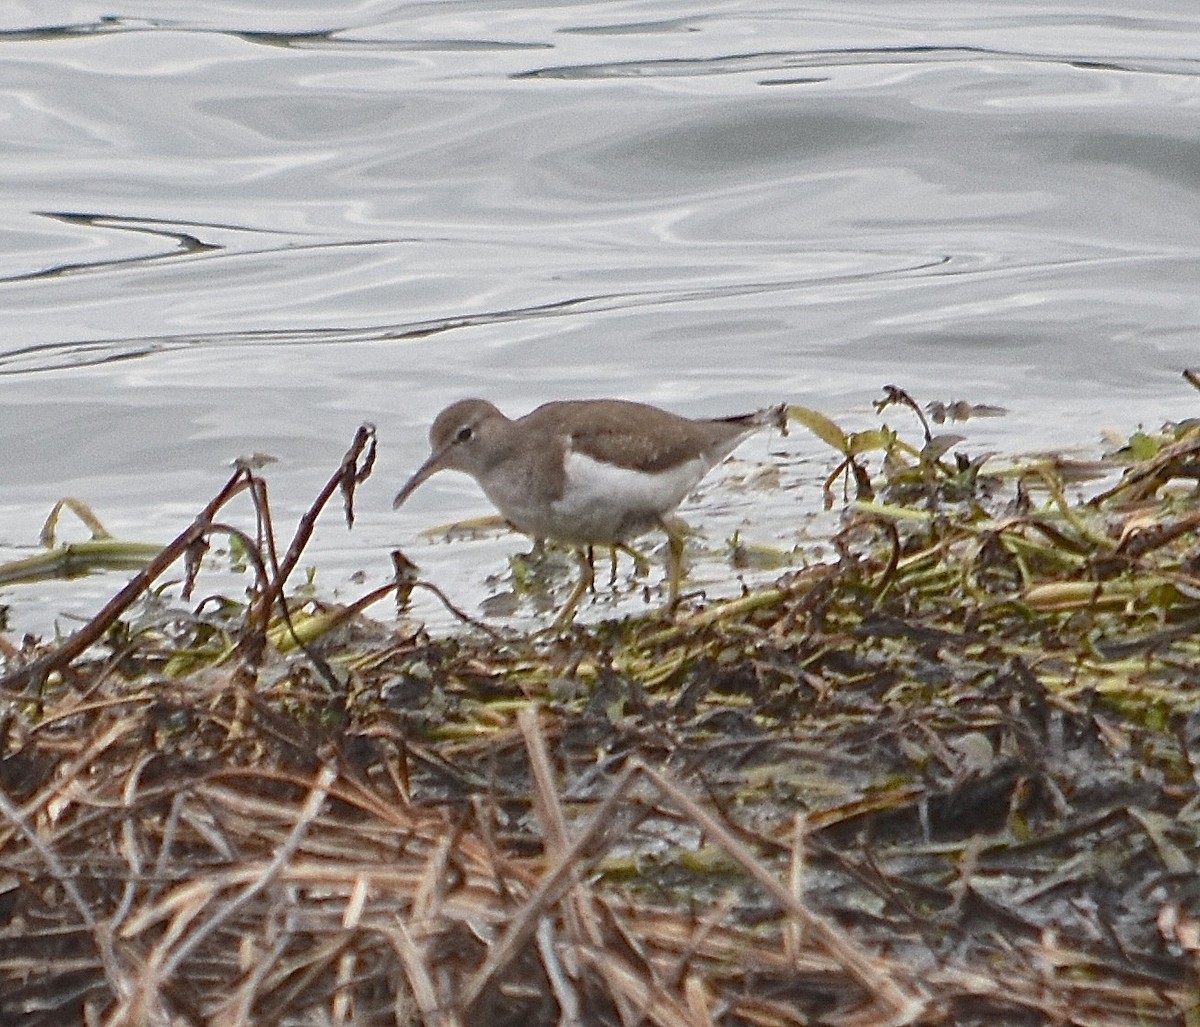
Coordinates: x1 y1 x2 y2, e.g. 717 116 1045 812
2 386 1200 1025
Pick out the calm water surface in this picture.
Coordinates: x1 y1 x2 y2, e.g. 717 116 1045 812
3 1 1199 632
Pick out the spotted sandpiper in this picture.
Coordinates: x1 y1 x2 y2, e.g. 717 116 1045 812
394 398 788 623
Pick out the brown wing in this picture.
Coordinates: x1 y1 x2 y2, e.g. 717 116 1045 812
522 400 754 474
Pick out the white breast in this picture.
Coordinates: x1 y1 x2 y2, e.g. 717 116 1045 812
538 449 708 545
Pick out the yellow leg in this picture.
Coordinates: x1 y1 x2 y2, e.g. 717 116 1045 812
617 542 650 578
658 518 686 612
553 547 595 627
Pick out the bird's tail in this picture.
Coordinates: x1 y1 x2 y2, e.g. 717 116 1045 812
719 402 789 437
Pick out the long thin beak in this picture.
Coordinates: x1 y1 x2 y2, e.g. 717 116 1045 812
392 449 447 510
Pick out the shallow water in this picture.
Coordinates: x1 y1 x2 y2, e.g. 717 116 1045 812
3 2 1199 633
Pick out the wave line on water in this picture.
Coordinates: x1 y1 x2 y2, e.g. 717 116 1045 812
515 44 1200 81
3 212 392 285
9 248 1163 376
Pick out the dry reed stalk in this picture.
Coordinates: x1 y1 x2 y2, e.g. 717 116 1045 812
635 762 928 1026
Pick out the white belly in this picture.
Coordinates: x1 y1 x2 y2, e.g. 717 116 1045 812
485 449 708 545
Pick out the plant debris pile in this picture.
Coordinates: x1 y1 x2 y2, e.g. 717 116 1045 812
2 390 1200 1026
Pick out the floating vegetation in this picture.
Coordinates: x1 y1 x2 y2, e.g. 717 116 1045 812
2 387 1200 1026
0 497 163 587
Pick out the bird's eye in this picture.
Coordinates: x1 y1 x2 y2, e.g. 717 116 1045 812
454 425 473 444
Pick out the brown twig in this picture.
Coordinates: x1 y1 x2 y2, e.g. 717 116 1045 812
0 466 254 693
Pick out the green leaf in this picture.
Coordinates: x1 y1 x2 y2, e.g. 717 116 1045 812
1126 431 1160 462
847 428 894 456
922 433 965 463
786 405 849 454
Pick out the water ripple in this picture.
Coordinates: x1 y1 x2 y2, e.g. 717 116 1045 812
0 17 552 53
0 250 940 373
1 211 391 284
6 245 1177 376
516 45 1200 81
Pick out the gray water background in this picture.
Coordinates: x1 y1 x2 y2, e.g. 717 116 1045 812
2 2 1199 632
